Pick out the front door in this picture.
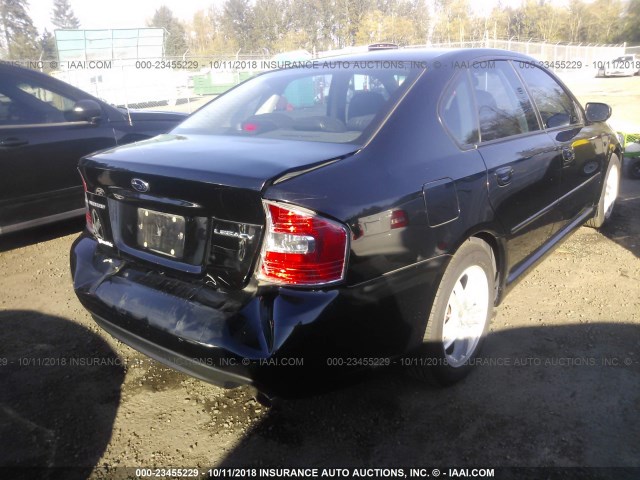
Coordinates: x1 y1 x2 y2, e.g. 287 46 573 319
470 60 562 280
514 62 606 227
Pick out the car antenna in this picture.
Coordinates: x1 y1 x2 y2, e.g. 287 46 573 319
121 72 133 125
124 99 132 126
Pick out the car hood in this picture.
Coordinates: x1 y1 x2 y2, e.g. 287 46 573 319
81 134 359 191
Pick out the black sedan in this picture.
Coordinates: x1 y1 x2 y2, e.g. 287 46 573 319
70 49 621 397
0 63 186 235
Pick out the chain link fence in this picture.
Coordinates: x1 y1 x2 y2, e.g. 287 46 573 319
410 39 625 72
48 54 270 114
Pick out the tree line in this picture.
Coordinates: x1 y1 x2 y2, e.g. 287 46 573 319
160 0 640 55
1 0 639 60
153 0 640 56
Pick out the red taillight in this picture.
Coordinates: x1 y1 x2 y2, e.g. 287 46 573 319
390 209 408 229
80 174 93 233
258 201 349 286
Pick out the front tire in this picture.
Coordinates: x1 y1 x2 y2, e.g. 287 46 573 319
586 154 620 228
411 238 495 386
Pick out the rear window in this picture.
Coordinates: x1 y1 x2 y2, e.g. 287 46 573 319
174 64 421 144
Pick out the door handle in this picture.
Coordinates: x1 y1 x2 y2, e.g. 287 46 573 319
495 166 514 186
0 137 29 147
561 146 576 166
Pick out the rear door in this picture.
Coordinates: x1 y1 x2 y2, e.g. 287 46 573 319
471 60 562 278
514 61 606 229
0 71 116 232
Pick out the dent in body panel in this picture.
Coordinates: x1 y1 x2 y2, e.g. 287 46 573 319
71 236 342 359
71 234 439 370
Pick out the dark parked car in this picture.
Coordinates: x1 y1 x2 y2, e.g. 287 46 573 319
71 49 621 397
0 63 186 235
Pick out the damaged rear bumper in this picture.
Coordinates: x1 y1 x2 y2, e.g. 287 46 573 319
71 234 444 395
92 312 254 389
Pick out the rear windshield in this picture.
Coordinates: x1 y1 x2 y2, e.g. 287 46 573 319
174 64 422 144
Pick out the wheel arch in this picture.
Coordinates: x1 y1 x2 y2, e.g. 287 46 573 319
468 230 507 306
612 147 623 170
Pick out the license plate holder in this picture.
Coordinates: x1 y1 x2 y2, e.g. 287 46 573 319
136 208 186 259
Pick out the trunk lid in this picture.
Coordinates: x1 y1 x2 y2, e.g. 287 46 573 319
79 134 357 289
83 133 358 191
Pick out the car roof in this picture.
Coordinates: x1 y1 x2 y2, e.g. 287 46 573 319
0 61 125 117
0 61 59 79
318 47 538 65
0 62 110 102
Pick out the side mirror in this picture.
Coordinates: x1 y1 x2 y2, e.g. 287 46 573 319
66 99 102 123
585 102 612 123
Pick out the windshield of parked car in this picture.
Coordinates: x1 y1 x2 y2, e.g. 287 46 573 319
173 63 422 143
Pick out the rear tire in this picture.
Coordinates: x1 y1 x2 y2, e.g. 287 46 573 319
410 238 495 386
586 154 620 228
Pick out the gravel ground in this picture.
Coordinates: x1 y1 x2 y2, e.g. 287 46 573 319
0 74 639 479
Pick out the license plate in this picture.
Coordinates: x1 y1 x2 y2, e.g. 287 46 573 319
136 208 186 259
